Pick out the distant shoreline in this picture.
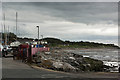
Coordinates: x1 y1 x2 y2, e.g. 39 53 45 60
51 47 119 51
1 32 119 49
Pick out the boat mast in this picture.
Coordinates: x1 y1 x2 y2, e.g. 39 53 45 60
7 25 9 44
0 1 2 45
0 23 3 45
16 12 18 41
4 13 7 45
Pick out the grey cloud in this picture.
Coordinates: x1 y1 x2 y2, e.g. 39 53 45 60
2 0 120 2
1 2 118 45
2 2 118 24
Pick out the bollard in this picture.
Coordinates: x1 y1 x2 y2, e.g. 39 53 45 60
118 67 120 73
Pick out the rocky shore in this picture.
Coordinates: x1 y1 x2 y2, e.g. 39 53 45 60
32 50 106 73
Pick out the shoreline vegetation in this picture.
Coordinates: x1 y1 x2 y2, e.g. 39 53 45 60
2 32 119 49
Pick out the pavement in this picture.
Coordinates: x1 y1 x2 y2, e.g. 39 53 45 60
1 54 120 80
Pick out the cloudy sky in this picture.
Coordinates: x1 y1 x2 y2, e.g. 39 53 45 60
0 2 118 45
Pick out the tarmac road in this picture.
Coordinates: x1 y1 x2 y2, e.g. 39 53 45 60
2 55 120 80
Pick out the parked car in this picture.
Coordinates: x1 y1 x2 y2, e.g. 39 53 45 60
2 45 12 57
3 45 12 52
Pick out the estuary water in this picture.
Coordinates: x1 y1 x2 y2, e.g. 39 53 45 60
65 49 119 61
65 49 120 70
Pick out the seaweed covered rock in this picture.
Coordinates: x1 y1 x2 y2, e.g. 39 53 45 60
83 57 104 71
61 53 104 72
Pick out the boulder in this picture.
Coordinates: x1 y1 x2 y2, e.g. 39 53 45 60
73 53 83 58
53 61 63 69
69 57 75 60
41 59 53 68
52 61 77 72
63 62 76 72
